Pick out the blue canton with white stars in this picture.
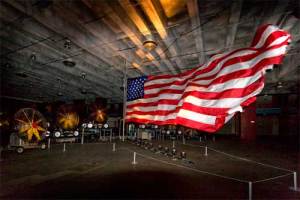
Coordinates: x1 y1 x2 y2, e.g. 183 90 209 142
127 76 148 101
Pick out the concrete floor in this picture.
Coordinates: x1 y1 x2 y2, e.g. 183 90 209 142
0 137 299 199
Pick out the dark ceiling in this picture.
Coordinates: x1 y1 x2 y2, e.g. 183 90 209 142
0 0 299 103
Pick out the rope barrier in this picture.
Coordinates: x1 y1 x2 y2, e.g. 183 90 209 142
120 147 248 183
253 172 294 183
183 143 293 173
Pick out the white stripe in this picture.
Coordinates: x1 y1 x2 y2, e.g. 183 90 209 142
127 83 264 113
128 72 263 109
253 25 279 48
184 85 263 108
186 71 262 93
145 49 257 87
215 45 287 78
177 109 216 125
145 45 286 95
126 109 216 125
225 114 235 123
268 35 289 47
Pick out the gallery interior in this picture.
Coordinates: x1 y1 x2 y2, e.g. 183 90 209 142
0 0 299 199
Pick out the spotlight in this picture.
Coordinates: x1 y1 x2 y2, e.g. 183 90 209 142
87 122 93 128
73 130 79 136
54 131 61 138
164 146 169 153
180 151 186 159
172 148 177 156
158 145 163 151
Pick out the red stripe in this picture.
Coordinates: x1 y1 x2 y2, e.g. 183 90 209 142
127 79 263 117
251 24 272 47
127 99 178 109
143 54 282 100
145 47 254 86
145 38 288 90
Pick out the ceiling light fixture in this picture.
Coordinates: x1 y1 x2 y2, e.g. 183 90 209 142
277 82 283 88
81 72 86 79
143 34 157 51
63 58 76 67
64 39 71 49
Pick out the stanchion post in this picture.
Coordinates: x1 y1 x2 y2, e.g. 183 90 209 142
205 146 208 156
248 181 252 200
199 136 202 142
112 143 116 152
81 128 85 144
183 135 186 145
63 143 66 152
172 140 175 148
132 152 137 165
294 172 297 191
48 138 51 150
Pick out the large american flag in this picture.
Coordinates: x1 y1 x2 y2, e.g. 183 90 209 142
126 24 291 132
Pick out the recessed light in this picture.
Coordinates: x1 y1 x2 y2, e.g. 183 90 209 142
63 59 76 67
143 35 157 51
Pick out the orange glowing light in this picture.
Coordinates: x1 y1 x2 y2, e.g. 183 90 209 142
119 0 151 36
159 0 187 18
140 0 168 39
90 104 107 123
57 105 79 130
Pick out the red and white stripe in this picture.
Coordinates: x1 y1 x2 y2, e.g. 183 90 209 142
126 24 291 132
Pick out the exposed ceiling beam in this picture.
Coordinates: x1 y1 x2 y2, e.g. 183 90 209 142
139 0 184 71
187 0 206 64
118 0 177 73
225 0 242 51
0 18 120 97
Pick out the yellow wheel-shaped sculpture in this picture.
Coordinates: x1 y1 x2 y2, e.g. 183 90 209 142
89 104 107 124
14 108 47 141
57 105 79 130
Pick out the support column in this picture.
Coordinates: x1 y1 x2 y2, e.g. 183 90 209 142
241 103 257 141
